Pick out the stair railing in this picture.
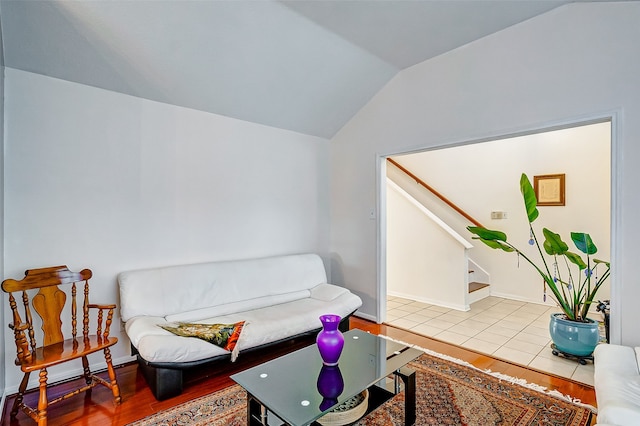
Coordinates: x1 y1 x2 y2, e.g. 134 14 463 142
387 158 484 228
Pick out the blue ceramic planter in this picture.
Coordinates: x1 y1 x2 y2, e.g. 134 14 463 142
549 313 599 357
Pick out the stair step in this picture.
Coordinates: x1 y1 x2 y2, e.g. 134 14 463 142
469 282 490 293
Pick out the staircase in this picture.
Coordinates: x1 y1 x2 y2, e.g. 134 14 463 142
386 159 493 310
467 260 491 304
469 281 490 293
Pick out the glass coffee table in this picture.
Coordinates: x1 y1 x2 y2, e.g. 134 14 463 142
231 329 422 426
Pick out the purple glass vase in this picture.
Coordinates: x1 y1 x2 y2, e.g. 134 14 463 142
316 314 344 366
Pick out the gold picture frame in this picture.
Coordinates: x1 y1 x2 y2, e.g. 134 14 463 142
533 174 565 206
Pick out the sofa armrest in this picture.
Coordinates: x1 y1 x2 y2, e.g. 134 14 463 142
309 283 349 302
594 344 640 426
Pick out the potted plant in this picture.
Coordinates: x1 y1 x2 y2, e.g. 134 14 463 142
467 173 610 358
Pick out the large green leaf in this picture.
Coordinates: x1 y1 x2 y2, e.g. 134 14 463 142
565 251 587 269
542 228 569 255
571 232 598 255
520 174 539 223
467 226 507 242
475 238 515 252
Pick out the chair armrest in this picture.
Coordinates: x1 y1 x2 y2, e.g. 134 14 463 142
88 303 117 310
8 322 30 332
87 304 116 338
7 322 33 364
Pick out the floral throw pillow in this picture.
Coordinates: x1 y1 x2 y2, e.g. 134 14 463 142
159 321 245 354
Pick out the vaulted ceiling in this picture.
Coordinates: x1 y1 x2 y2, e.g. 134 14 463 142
0 0 618 138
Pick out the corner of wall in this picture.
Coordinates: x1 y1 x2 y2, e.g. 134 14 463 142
0 9 7 398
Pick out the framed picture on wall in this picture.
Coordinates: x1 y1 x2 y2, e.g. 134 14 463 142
534 174 565 206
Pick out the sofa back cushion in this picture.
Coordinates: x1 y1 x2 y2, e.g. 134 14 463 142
164 290 311 323
118 253 327 322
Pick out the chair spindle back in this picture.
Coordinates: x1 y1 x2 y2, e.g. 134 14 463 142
2 266 92 365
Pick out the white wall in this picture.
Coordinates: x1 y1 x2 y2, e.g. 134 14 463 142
386 180 469 310
330 2 640 346
389 122 610 306
0 33 5 397
3 69 330 390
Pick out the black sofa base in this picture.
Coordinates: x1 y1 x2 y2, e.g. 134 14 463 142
136 313 353 400
138 356 185 400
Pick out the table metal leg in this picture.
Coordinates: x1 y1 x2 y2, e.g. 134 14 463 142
247 393 269 425
394 367 416 426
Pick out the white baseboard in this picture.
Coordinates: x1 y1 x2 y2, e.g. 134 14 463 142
354 310 377 323
489 291 554 307
388 290 470 312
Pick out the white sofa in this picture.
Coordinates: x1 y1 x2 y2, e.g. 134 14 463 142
118 253 362 400
593 344 640 425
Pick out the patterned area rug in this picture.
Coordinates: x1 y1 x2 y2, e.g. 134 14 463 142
128 351 594 426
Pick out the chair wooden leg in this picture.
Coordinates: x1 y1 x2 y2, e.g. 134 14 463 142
36 368 48 426
104 347 122 404
11 371 30 418
82 355 92 385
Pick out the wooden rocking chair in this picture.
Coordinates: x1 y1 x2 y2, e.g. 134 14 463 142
2 266 121 426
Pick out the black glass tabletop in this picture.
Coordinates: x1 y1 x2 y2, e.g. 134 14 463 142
231 328 422 426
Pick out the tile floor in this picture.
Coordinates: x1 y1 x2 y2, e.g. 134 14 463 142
386 295 602 386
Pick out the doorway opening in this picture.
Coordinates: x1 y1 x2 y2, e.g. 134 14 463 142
380 119 612 384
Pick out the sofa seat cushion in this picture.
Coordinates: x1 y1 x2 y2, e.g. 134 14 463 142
594 344 640 426
126 283 362 364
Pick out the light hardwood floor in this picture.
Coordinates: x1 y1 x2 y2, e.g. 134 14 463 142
1 317 596 425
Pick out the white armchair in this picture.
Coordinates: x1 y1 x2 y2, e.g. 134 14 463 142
593 344 640 425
